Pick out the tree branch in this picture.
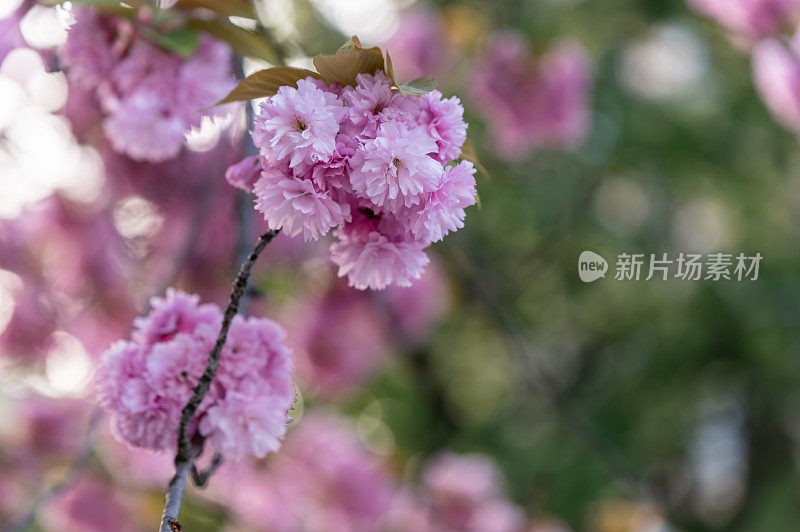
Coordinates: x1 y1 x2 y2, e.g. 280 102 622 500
158 229 279 532
190 453 224 488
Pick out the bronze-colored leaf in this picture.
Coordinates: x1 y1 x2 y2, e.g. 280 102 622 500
175 0 256 18
461 139 490 178
217 67 322 105
398 76 437 96
187 19 281 64
313 47 384 87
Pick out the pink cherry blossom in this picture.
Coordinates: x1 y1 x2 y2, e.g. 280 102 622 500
349 120 442 211
95 289 294 458
342 72 414 138
253 169 350 241
416 90 468 163
225 155 262 192
249 68 474 289
330 223 430 290
253 77 345 169
408 160 477 243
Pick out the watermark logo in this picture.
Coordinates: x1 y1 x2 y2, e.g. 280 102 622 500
577 252 762 282
578 250 608 283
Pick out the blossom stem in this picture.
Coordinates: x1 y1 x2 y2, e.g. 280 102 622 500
159 229 279 532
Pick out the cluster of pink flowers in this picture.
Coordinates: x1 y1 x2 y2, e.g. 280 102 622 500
94 289 294 460
469 31 592 160
229 71 476 290
688 0 800 134
60 7 235 162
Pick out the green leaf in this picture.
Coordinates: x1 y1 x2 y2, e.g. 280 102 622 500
385 50 399 87
187 19 282 64
313 47 384 87
150 28 200 58
398 76 437 96
461 139 490 179
386 51 438 96
216 67 322 105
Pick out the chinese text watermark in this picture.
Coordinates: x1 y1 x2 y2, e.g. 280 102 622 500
578 252 762 283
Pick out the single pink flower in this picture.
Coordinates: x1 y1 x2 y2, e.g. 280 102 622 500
225 155 262 192
330 225 429 290
349 120 442 211
253 170 350 241
253 77 345 170
408 160 477 242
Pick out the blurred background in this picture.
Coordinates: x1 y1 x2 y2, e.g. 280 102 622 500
2 0 800 530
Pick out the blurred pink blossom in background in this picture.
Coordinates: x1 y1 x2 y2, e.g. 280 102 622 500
421 452 526 532
41 477 140 532
752 36 800 132
470 31 592 160
687 0 800 39
290 283 387 398
60 7 235 162
382 5 454 82
211 412 396 532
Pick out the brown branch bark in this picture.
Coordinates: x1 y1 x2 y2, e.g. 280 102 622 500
190 453 224 488
158 229 279 532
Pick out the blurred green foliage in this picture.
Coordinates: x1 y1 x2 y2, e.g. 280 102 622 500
287 0 800 530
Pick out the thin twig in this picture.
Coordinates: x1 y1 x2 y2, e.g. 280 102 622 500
190 453 224 488
159 229 279 532
232 52 258 314
8 408 103 532
148 174 217 309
